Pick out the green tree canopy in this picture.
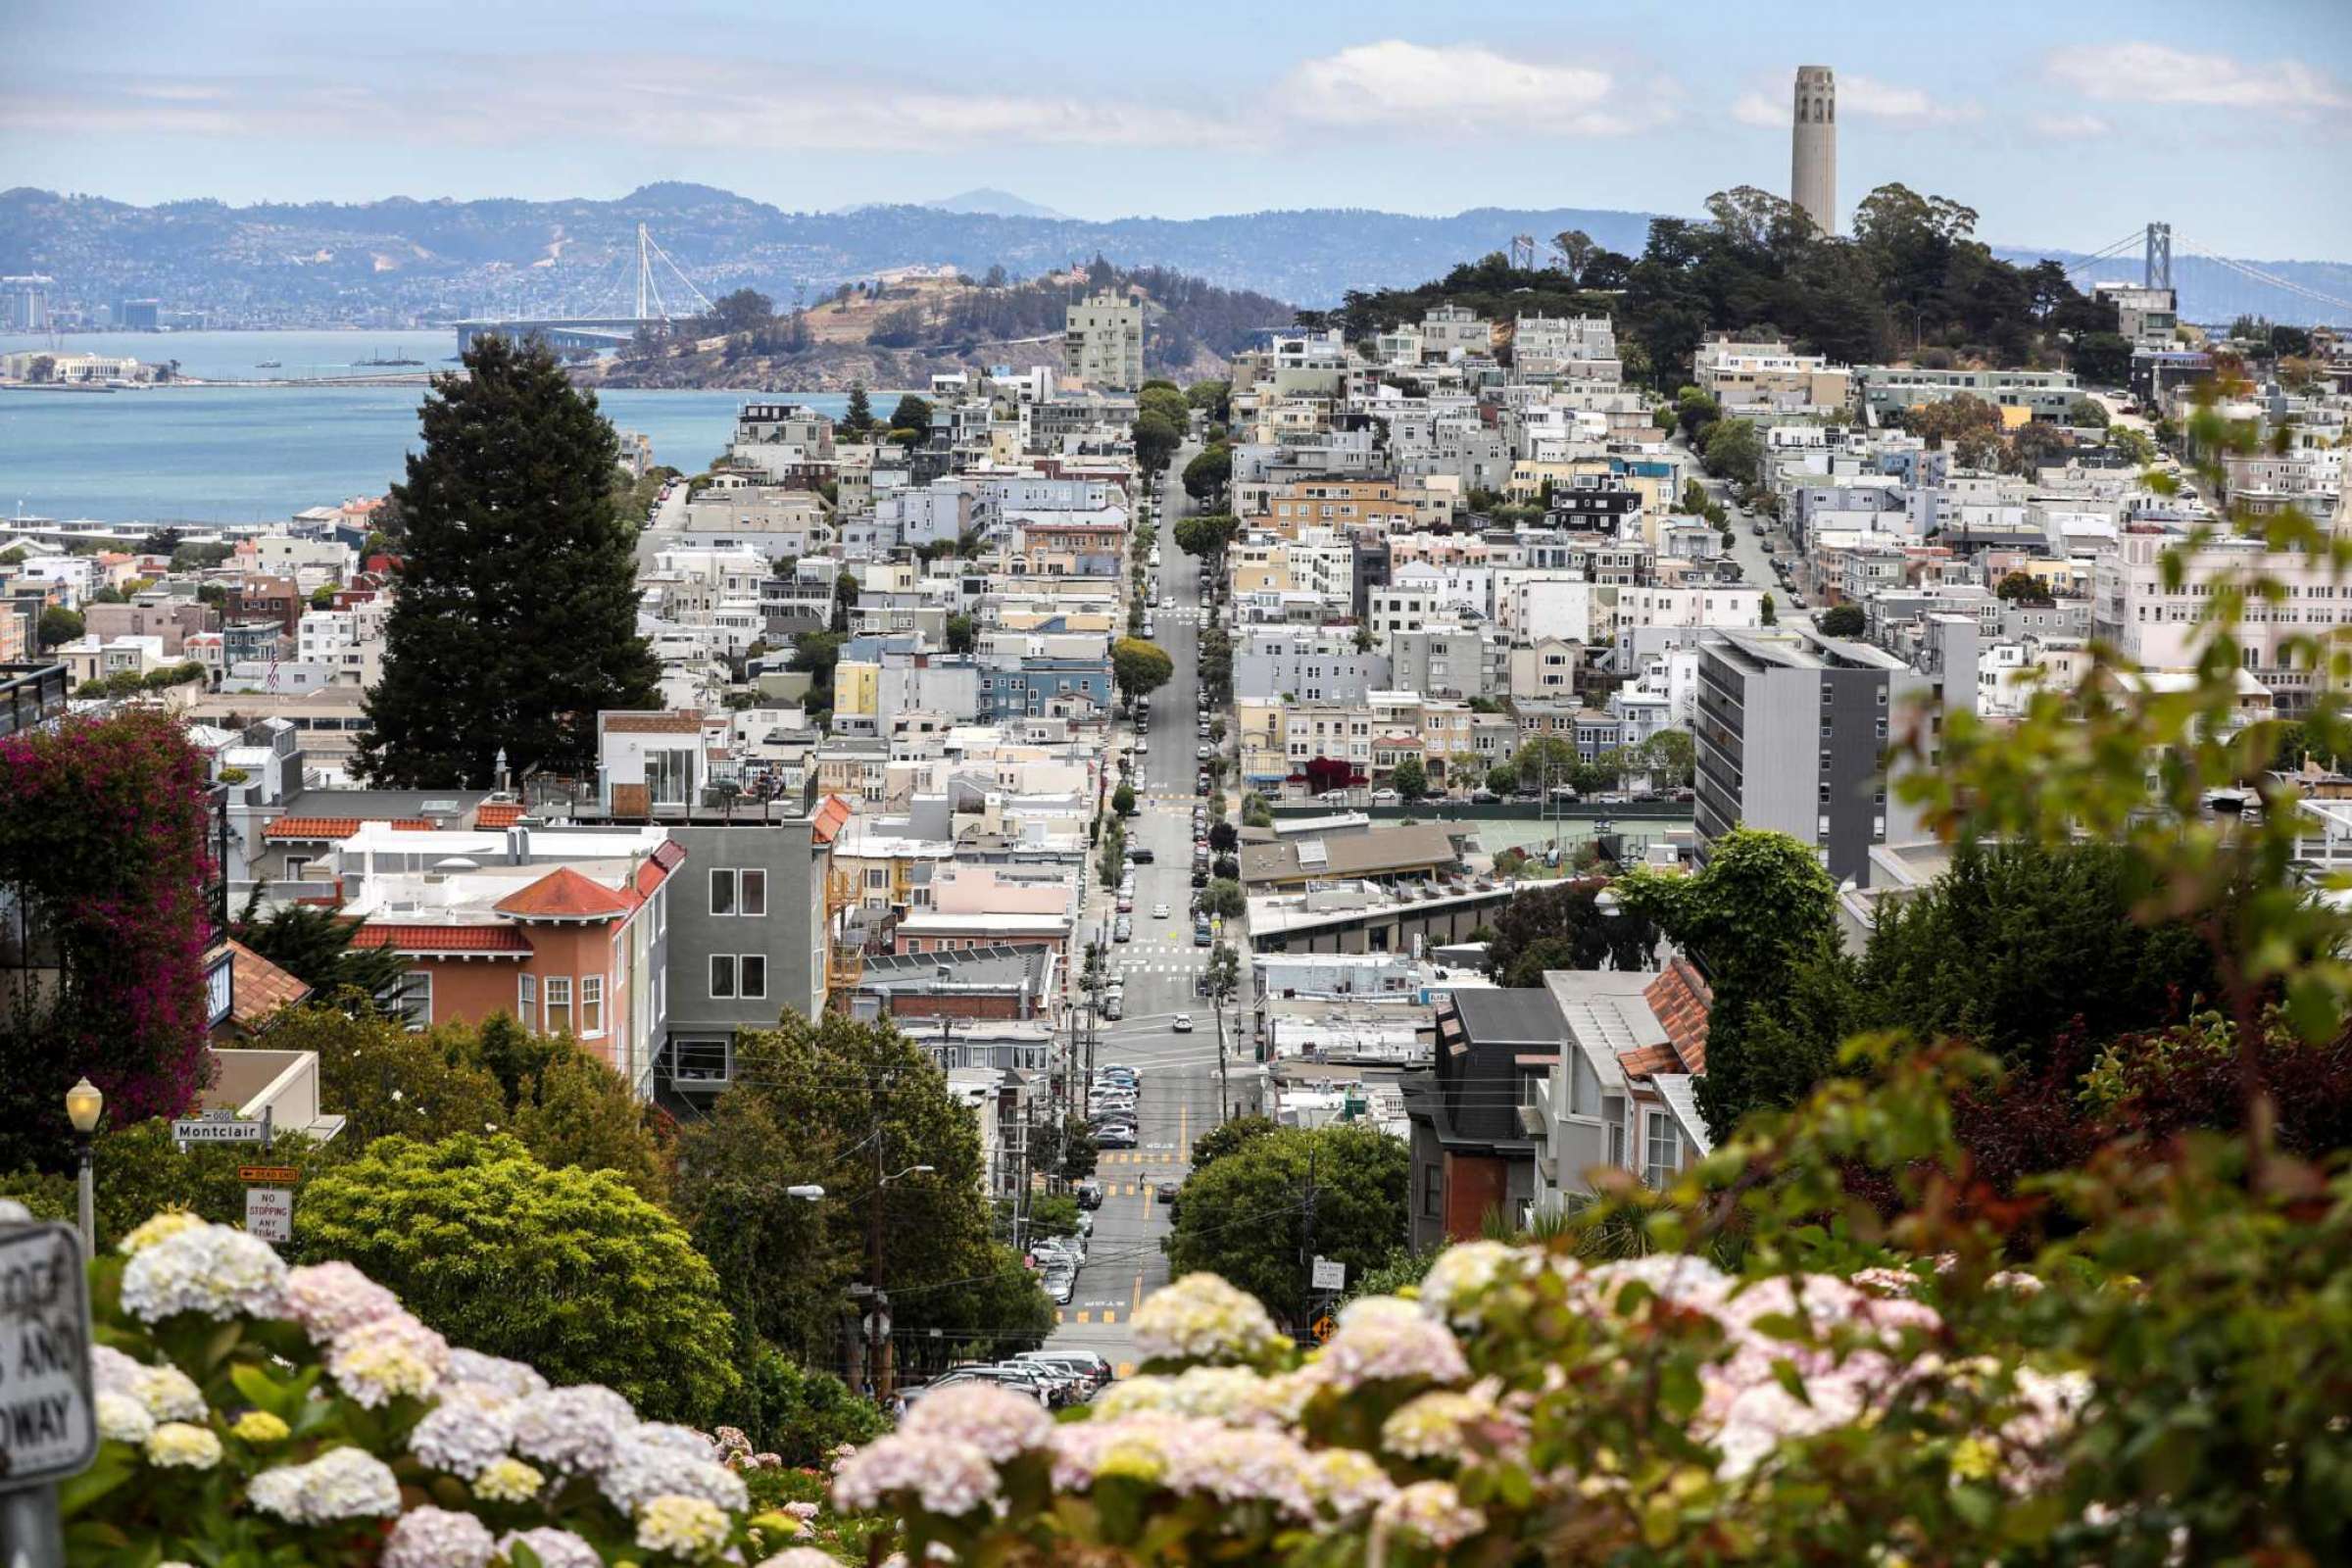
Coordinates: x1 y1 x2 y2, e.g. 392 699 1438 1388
1388 756 1428 801
1995 569 2056 605
1166 1124 1408 1330
1132 411 1181 474
1111 637 1176 702
1701 416 1763 483
1482 878 1662 987
37 606 82 648
358 335 658 787
230 890 408 1013
889 394 933 438
295 1133 739 1425
1190 1115 1278 1171
843 382 873 436
1200 877 1246 921
1171 513 1240 562
1182 444 1232 503
1511 734 1578 787
1819 603 1868 637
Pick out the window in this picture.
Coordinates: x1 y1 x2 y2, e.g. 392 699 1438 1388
393 971 431 1032
1642 1112 1683 1189
739 869 765 916
283 856 311 883
1603 1094 1627 1167
1422 1164 1444 1219
580 973 605 1036
739 955 767 999
710 955 737 998
647 749 692 807
518 973 537 1031
710 868 736 916
545 976 572 1035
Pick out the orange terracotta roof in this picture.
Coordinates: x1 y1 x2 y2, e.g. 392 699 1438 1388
388 819 438 831
224 940 312 1031
494 865 632 921
475 803 524 828
604 711 706 734
349 924 532 954
266 816 363 841
809 795 854 844
1638 956 1713 1077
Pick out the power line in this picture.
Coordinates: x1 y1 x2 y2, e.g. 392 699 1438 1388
2172 234 2352 318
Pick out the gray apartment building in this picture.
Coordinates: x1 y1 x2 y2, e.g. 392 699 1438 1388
1854 365 2081 424
656 818 829 1111
1386 624 1496 700
1692 629 1925 886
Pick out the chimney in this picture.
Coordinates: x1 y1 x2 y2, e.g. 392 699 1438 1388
506 825 531 865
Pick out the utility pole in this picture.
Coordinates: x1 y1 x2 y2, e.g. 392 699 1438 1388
1298 1139 1319 1341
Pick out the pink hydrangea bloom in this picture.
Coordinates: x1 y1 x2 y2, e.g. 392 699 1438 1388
496 1528 603 1568
902 1381 1055 1462
327 1310 450 1408
281 1262 401 1342
1307 1297 1469 1392
831 1431 1002 1518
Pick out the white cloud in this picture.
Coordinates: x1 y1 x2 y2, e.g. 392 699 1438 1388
1727 74 1976 128
2046 42 2351 112
2032 112 2113 138
1277 41 1662 134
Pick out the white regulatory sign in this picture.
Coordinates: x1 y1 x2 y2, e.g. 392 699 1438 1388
245 1187 294 1246
1310 1256 1347 1293
0 1222 98 1492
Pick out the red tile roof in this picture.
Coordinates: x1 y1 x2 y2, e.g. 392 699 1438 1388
349 924 533 954
809 795 854 845
475 803 524 829
1637 956 1713 1077
494 865 632 921
604 711 706 734
266 816 363 841
223 940 312 1032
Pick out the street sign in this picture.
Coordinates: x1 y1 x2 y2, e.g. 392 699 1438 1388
0 1223 98 1491
1311 1256 1347 1292
244 1187 293 1246
1309 1313 1338 1344
171 1117 265 1144
238 1166 300 1185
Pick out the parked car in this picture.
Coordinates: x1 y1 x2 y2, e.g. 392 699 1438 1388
1095 1124 1137 1149
1370 788 1399 805
1155 1181 1180 1203
1470 789 1500 804
1129 847 1155 863
1072 1180 1104 1210
1014 1349 1114 1389
1172 1013 1195 1032
1192 869 1208 888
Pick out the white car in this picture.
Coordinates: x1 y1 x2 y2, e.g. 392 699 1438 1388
1152 902 1170 918
1172 1014 1195 1033
1160 595 1176 610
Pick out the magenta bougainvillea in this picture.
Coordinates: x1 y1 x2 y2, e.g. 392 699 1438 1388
0 709 218 1170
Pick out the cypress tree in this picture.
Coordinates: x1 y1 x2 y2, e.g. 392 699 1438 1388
358 335 659 787
844 382 872 437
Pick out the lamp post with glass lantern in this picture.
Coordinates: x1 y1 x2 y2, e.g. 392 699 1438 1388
66 1076 104 1254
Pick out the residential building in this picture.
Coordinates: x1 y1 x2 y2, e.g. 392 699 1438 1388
1063 292 1145 391
1401 989 1561 1248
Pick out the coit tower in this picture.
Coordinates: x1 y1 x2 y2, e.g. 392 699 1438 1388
1792 65 1837 234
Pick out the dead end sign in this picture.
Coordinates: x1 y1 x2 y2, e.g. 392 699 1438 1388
0 1222 98 1491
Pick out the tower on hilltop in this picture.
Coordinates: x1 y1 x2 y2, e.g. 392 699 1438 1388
1792 66 1838 235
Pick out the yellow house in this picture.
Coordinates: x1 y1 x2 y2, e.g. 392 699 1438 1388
835 661 881 716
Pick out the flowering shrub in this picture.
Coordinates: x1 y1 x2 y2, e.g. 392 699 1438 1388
67 1215 816 1568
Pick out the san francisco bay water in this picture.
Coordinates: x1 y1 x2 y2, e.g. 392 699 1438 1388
0 331 853 524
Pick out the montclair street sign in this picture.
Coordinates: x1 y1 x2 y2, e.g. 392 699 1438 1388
170 1106 273 1149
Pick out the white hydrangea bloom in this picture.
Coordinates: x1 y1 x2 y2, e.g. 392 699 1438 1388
1307 1295 1469 1392
1303 1446 1396 1518
832 1432 1003 1517
119 1222 288 1323
901 1381 1056 1461
1131 1273 1284 1363
469 1456 544 1503
508 1384 636 1473
128 1363 207 1423
380 1506 496 1568
116 1211 207 1256
495 1529 602 1568
444 1348 549 1400
246 1446 402 1524
598 1429 751 1515
143 1422 221 1470
281 1261 402 1341
634 1494 732 1560
1373 1478 1486 1549
411 1384 516 1478
326 1310 449 1408
1417 1240 1518 1324
95 1393 155 1445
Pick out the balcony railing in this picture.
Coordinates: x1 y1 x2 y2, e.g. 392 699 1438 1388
0 662 70 740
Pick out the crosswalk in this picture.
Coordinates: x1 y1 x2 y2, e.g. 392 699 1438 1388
1052 1307 1123 1325
1096 1150 1181 1165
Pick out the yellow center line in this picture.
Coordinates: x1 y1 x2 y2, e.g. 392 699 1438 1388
1179 1100 1188 1155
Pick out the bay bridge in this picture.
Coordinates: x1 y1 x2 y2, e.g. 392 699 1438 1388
452 223 716 352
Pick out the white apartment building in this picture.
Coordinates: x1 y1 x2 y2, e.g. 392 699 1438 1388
1419 304 1494 363
2093 518 2352 710
293 601 388 689
1063 292 1145 391
1614 583 1767 635
1694 339 1852 415
1496 572 1604 645
1511 315 1621 382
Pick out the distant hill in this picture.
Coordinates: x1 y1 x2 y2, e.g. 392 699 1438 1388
2 183 2341 326
924 188 1071 220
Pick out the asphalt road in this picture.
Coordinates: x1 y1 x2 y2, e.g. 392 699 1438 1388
1044 449 1252 1376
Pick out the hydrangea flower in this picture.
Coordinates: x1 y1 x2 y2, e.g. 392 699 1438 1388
327 1310 450 1408
281 1261 402 1341
444 1348 549 1400
1308 1296 1469 1392
143 1422 221 1469
119 1222 288 1322
1373 1478 1487 1549
412 1385 516 1479
246 1446 402 1524
381 1506 496 1568
598 1429 751 1514
129 1364 208 1423
509 1384 636 1473
901 1380 1056 1461
635 1494 732 1560
832 1431 1003 1517
1417 1239 1518 1325
755 1552 840 1568
1132 1272 1287 1364
1048 1413 1226 1491
116 1211 206 1256
1176 1428 1316 1518
230 1409 290 1446
1303 1446 1396 1518
1381 1388 1500 1461
470 1456 544 1503
782 1500 820 1521
495 1529 602 1568
96 1393 154 1445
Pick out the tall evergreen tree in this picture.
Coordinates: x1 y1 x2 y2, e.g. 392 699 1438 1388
358 336 659 787
844 382 872 437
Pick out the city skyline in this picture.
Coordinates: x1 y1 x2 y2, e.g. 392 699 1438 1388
2 0 2349 259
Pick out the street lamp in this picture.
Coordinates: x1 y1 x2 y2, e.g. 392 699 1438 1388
66 1076 103 1255
787 1185 826 1200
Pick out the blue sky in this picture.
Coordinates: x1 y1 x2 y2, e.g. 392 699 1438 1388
5 0 2349 259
